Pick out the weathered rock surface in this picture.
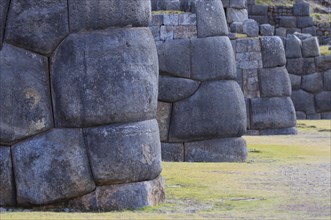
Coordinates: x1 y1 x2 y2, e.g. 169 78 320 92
285 35 302 58
315 55 331 72
191 36 236 81
289 74 302 90
67 176 165 211
250 97 296 130
0 0 9 48
260 127 297 135
243 19 259 37
315 91 331 112
260 24 274 36
291 90 316 114
5 0 69 55
324 70 331 91
51 28 158 128
0 146 15 206
69 0 151 32
84 120 162 185
158 75 200 102
302 73 323 93
12 129 95 206
0 44 53 145
260 36 286 68
157 39 191 78
227 8 248 23
302 37 320 58
258 67 292 97
185 137 247 162
169 81 246 142
161 143 184 162
196 0 228 37
157 102 172 142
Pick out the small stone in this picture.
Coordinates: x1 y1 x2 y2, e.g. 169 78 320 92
243 19 259 37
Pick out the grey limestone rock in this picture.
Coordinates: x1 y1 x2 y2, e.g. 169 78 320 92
302 26 317 36
315 55 331 72
161 143 184 162
84 119 162 185
157 39 191 78
302 57 316 74
289 74 302 90
250 97 296 130
291 90 315 114
260 36 286 68
69 0 151 32
185 137 247 162
0 0 9 48
12 129 95 206
227 8 248 23
250 5 268 16
323 70 331 91
230 22 243 33
196 0 228 38
260 127 297 135
51 28 158 128
191 36 236 81
307 114 321 120
5 0 69 55
279 16 297 28
0 44 53 145
296 16 314 28
321 112 331 119
260 24 274 36
0 146 15 206
293 1 310 16
159 75 200 102
302 37 320 58
285 35 302 58
243 19 259 37
157 102 172 142
302 73 323 93
315 91 331 113
67 176 165 212
230 0 247 9
258 67 292 97
296 111 307 119
236 38 261 52
275 27 287 37
169 81 247 142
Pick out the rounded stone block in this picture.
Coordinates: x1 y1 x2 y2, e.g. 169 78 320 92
315 91 331 113
191 36 236 81
302 37 320 58
169 81 247 142
302 73 323 94
12 129 96 206
0 44 53 145
196 0 228 38
260 36 286 68
5 0 69 55
69 0 151 32
289 74 302 90
66 176 165 212
51 28 158 128
285 35 302 58
83 119 162 185
323 70 331 91
291 90 316 114
227 8 248 23
159 75 200 102
184 137 247 162
161 142 184 162
258 66 292 97
243 19 259 37
0 146 15 206
250 97 296 130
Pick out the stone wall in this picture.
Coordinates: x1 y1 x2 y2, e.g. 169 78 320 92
233 36 297 135
0 0 164 211
151 0 248 162
285 34 331 119
315 22 331 45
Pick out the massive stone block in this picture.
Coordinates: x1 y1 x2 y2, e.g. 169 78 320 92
159 76 200 102
69 0 151 32
0 0 9 48
83 119 162 185
191 36 236 81
250 97 296 130
161 143 184 162
260 36 286 68
291 90 316 114
0 44 53 145
0 146 15 206
315 91 331 113
285 35 302 58
185 137 247 162
51 28 158 128
258 67 291 97
5 0 69 55
302 37 320 58
169 81 246 142
302 73 323 94
157 102 172 142
243 19 259 37
227 8 248 23
289 74 302 90
12 129 95 206
196 0 228 37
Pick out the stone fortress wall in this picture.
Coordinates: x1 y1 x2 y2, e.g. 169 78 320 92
150 0 248 162
0 0 164 211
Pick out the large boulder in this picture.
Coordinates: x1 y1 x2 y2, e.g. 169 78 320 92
0 0 9 48
302 73 323 93
0 146 15 206
315 91 331 113
12 129 95 206
0 44 53 145
51 28 158 128
260 36 286 68
69 0 151 32
227 8 248 23
243 19 259 37
302 37 320 58
5 0 69 55
196 0 228 37
285 35 302 58
191 36 236 81
291 90 316 114
169 81 246 141
84 120 162 185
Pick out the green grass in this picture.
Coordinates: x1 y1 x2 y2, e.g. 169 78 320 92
1 120 330 219
320 45 331 56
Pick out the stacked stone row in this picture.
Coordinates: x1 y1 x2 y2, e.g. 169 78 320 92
233 36 297 135
0 0 164 211
315 22 331 45
286 35 331 119
249 0 316 37
221 0 248 25
152 0 248 162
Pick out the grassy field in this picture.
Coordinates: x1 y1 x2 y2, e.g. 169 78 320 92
1 120 330 220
